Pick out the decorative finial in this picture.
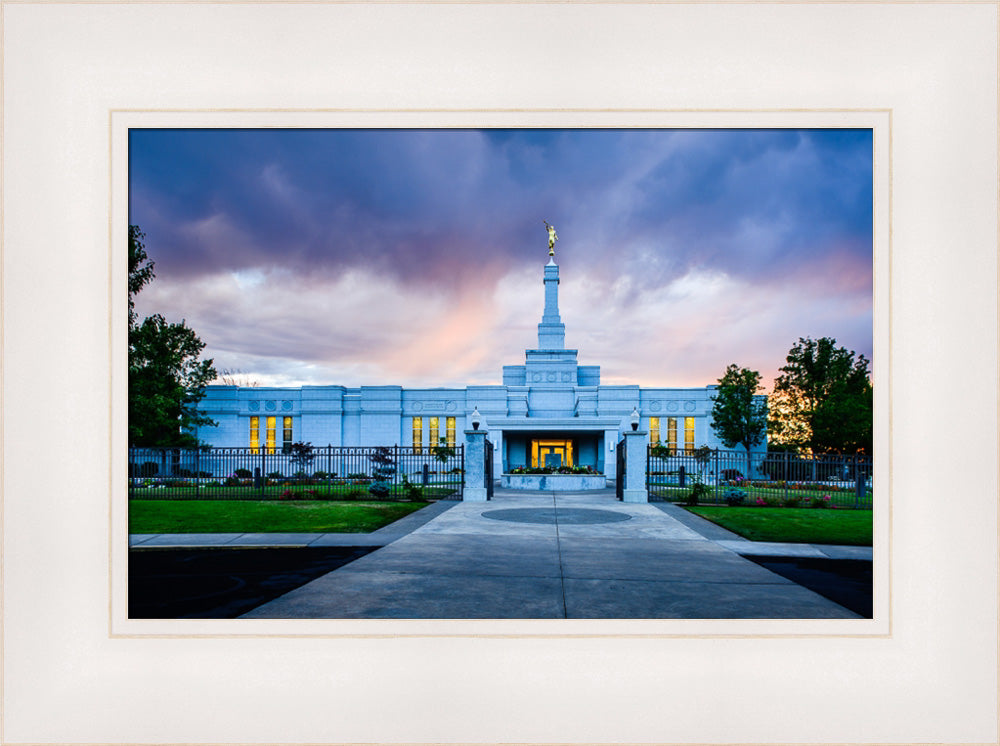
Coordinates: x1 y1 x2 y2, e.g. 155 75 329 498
543 220 558 257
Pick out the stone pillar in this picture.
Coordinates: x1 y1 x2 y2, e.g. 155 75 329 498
622 429 649 503
463 429 489 501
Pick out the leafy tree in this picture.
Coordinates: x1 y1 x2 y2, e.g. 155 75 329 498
285 441 315 480
769 336 872 454
129 226 217 447
431 437 456 465
710 364 768 479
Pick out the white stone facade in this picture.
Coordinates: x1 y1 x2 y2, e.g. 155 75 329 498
194 257 764 479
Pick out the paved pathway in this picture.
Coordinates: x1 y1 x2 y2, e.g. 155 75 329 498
188 488 868 619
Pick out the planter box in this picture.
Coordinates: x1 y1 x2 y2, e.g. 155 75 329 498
500 473 608 491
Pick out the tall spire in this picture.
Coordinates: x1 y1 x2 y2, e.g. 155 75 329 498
537 223 565 349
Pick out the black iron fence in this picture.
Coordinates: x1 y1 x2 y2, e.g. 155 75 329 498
646 447 873 509
485 438 494 499
129 446 464 501
615 438 626 501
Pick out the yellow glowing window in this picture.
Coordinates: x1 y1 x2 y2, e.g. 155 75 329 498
649 416 660 445
446 417 456 448
265 416 276 454
429 417 439 449
667 418 677 450
531 439 574 468
283 416 293 448
412 417 423 454
250 416 260 453
684 417 695 452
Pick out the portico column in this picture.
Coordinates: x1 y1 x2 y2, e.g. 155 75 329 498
463 429 489 501
622 429 649 503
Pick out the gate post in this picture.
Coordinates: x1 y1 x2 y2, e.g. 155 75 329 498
622 429 649 503
463 428 489 501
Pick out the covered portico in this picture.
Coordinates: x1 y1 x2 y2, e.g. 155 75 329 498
485 416 626 480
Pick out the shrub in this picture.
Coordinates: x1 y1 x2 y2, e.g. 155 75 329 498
266 471 283 480
313 470 331 480
721 469 743 482
234 468 252 479
724 488 747 506
650 443 675 459
686 480 710 506
368 447 396 498
809 494 833 509
133 461 159 478
347 473 369 480
278 488 302 501
781 495 803 508
401 474 424 501
224 475 241 487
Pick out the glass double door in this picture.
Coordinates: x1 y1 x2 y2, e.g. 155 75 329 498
531 439 574 468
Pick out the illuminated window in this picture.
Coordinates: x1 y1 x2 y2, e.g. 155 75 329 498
250 416 260 453
666 418 677 450
446 417 456 448
649 417 660 445
684 417 695 452
283 416 293 448
412 417 423 454
429 417 439 450
531 439 574 468
265 416 276 454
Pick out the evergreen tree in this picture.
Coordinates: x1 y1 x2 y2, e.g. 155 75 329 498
128 226 217 447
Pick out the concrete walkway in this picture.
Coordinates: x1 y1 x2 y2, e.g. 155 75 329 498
178 488 868 619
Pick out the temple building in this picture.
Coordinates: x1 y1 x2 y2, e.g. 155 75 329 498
194 247 756 480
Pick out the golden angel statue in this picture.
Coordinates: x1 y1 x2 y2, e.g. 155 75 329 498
543 221 558 256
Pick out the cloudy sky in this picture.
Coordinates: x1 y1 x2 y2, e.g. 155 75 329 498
128 128 873 391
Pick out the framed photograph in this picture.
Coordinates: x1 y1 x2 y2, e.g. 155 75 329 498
3 2 996 743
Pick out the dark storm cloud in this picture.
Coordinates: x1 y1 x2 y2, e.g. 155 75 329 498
129 128 873 387
130 128 871 291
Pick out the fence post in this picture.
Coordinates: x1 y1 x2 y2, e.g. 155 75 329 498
784 451 789 502
621 429 648 503
854 452 862 508
713 448 720 500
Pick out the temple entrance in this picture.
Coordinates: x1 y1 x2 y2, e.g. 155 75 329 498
531 439 574 468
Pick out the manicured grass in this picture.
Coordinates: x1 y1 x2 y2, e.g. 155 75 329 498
684 506 873 546
129 500 429 534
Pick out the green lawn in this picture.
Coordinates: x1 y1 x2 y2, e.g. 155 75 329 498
685 506 873 546
129 499 429 534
